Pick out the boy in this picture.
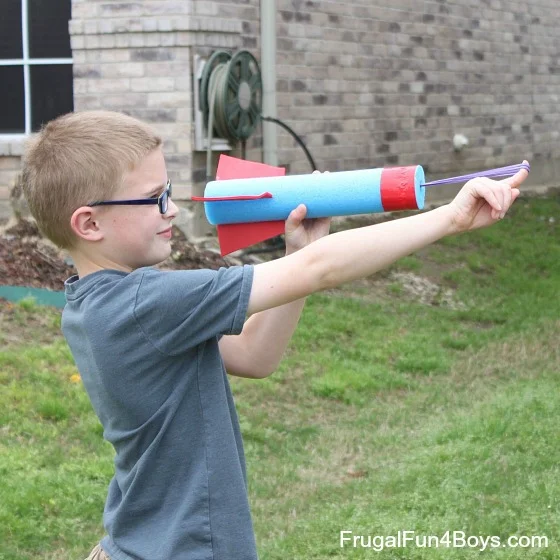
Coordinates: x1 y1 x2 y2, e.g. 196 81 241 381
21 111 528 560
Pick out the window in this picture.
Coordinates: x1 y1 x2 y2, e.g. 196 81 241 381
0 0 73 135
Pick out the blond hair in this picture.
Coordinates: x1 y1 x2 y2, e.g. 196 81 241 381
21 110 162 248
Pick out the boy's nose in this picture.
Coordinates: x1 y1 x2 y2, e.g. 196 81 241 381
165 197 179 218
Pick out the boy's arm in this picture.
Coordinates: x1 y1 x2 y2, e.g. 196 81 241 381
218 298 306 378
219 205 330 379
247 165 528 315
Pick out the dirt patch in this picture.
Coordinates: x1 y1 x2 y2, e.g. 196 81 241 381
0 220 76 291
389 271 466 309
0 219 256 291
325 271 466 309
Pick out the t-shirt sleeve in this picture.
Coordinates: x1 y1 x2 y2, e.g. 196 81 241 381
133 265 254 355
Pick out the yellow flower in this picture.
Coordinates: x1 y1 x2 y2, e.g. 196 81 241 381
70 374 81 384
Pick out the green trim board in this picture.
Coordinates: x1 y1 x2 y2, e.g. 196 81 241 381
0 285 66 309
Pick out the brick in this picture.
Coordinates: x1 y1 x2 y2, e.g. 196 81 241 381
99 93 148 108
131 48 174 62
101 62 145 78
0 156 21 169
71 36 85 50
129 77 174 92
147 92 191 109
89 78 131 93
0 169 20 186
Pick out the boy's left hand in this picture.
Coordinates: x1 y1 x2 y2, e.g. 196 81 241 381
284 170 331 254
284 203 331 254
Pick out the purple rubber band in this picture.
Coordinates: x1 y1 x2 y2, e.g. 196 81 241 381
422 162 530 187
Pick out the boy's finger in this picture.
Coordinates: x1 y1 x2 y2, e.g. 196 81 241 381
501 160 529 189
286 204 307 226
479 178 506 212
502 184 513 216
476 181 503 213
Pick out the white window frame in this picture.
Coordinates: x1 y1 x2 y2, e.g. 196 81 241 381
0 0 73 139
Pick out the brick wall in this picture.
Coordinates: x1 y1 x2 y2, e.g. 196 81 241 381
2 0 560 215
274 0 560 180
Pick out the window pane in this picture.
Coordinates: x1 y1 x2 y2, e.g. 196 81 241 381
29 0 72 59
0 66 25 133
0 0 23 59
31 64 74 131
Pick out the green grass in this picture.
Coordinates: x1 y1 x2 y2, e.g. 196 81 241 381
1 195 559 559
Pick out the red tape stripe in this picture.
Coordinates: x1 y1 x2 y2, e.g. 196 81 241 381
191 192 273 202
380 167 418 211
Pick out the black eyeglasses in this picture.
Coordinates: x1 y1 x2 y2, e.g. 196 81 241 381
88 180 172 214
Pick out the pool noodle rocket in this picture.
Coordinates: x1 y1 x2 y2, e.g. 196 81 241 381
194 155 426 256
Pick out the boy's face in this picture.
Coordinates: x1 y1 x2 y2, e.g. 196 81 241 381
95 147 179 271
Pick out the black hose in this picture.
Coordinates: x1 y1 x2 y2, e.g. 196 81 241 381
261 116 318 172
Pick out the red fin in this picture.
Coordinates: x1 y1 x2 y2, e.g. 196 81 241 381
215 156 286 254
216 154 286 180
217 221 285 256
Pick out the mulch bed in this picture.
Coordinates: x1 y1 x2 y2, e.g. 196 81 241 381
0 220 241 292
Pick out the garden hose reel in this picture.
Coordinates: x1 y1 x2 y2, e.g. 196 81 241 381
199 50 263 144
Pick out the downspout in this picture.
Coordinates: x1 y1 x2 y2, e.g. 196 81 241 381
261 0 278 166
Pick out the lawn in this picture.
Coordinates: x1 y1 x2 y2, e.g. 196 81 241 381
1 194 559 559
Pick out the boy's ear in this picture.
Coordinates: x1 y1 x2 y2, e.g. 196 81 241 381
70 207 104 242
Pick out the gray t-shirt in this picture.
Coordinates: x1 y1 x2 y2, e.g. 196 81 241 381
62 265 256 560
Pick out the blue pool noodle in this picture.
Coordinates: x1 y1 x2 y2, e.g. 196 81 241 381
204 167 426 225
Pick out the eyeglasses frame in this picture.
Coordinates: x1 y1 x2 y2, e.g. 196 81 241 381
88 180 172 214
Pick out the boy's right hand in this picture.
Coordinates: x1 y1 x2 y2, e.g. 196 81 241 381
447 161 529 234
